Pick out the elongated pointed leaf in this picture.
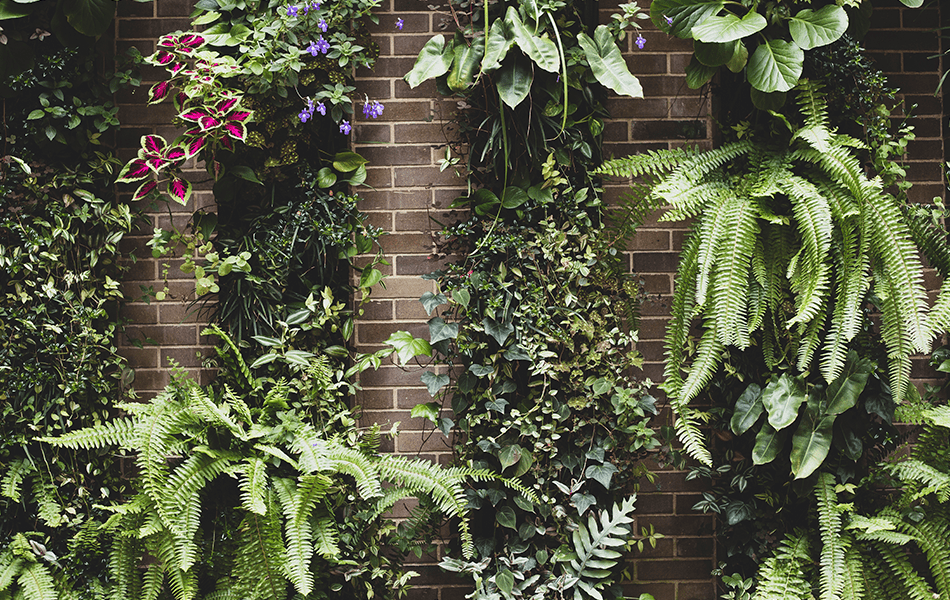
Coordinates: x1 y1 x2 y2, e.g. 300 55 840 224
405 34 455 88
483 17 514 71
651 0 725 39
730 383 763 435
748 39 803 93
507 6 559 72
762 373 807 430
496 54 533 109
752 422 787 465
577 26 643 98
790 402 835 479
788 5 848 50
692 11 766 43
824 351 872 416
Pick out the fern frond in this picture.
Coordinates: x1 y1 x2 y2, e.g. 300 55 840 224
781 174 833 328
839 545 864 600
815 473 846 600
753 555 811 600
820 218 870 383
311 507 340 559
710 195 759 348
202 324 256 392
873 265 915 403
661 226 702 402
148 528 198 600
560 496 636 600
596 147 693 178
1 459 33 503
186 386 244 438
16 562 57 600
238 457 268 515
868 540 932 600
926 278 950 341
795 79 831 133
108 513 143 600
324 441 383 500
290 428 331 474
902 203 950 278
273 475 332 596
37 417 136 450
692 190 733 307
0 556 24 593
235 492 287 600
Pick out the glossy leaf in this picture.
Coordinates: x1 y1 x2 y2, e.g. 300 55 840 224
410 401 440 424
730 383 763 435
790 400 835 479
384 331 432 365
498 445 523 470
62 0 115 37
692 11 766 43
332 152 369 173
483 18 514 71
693 39 738 67
447 40 484 92
507 6 559 72
752 422 787 465
483 318 514 346
685 56 717 89
421 371 450 396
824 351 872 416
726 41 748 72
428 316 459 344
404 34 455 88
496 54 533 109
762 373 807 430
496 506 517 530
651 0 725 39
788 5 848 50
747 39 803 93
577 25 643 98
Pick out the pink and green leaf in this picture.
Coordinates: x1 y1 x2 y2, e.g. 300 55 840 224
142 135 167 155
151 50 175 65
180 34 204 50
147 81 172 105
116 158 151 183
223 121 247 141
132 179 159 201
198 116 221 131
182 136 206 158
225 110 252 123
180 109 209 123
164 146 186 163
167 176 193 205
215 97 239 113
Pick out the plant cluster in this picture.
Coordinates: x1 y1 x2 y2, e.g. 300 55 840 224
389 2 662 599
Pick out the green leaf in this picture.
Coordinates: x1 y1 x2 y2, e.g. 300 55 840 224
469 364 494 377
428 316 459 344
747 39 803 93
332 151 369 172
284 349 314 367
498 444 523 470
506 6 559 72
585 462 619 489
483 318 514 346
651 0 725 39
483 17 514 71
496 569 515 596
496 505 517 530
693 39 738 67
898 0 922 5
385 331 432 365
824 352 872 416
420 292 447 315
451 289 471 307
762 373 807 430
359 268 384 288
501 186 529 209
405 34 456 88
788 5 847 50
411 401 440 424
790 400 835 479
316 167 336 188
750 88 786 110
752 422 787 465
496 54 533 109
726 41 748 72
249 353 278 369
692 11 766 43
577 26 643 98
27 109 45 120
730 383 763 435
685 55 717 89
0 0 34 19
472 188 501 215
421 371 450 395
285 309 311 325
252 336 282 347
572 492 597 516
61 0 116 37
192 10 220 25
229 165 262 184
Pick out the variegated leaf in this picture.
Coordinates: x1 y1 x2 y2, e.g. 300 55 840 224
165 146 186 163
215 96 239 113
132 179 159 201
223 121 247 141
226 110 252 123
151 50 175 65
167 176 193 205
142 134 167 155
199 115 221 131
116 158 151 183
182 136 206 159
148 81 172 105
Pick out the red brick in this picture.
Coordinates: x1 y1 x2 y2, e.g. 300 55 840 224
636 558 713 581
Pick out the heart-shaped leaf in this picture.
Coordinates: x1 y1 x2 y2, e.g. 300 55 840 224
483 17 514 71
694 39 738 67
498 444 523 470
496 54 533 109
421 371 450 396
428 316 459 344
585 462 618 489
385 331 432 365
411 401 440 424
420 292 447 315
483 317 514 346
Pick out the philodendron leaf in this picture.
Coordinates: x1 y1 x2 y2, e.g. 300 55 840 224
498 444 523 470
790 401 835 479
692 11 767 43
762 373 807 430
421 371 450 395
62 0 115 37
506 6 559 72
730 383 763 435
824 350 872 416
788 5 848 50
496 54 533 109
726 41 748 72
405 34 455 88
483 17 515 71
748 39 803 93
384 331 432 365
752 422 788 465
651 0 725 39
577 25 643 98
496 505 517 530
685 56 717 89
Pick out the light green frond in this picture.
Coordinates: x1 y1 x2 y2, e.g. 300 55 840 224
873 267 915 403
187 386 244 438
926 278 950 341
0 555 23 593
16 563 57 600
781 174 833 328
202 324 256 391
324 441 383 500
290 428 331 474
148 529 198 600
595 147 693 179
141 559 165 600
109 514 143 600
694 191 735 306
235 492 287 600
273 474 333 596
311 507 340 559
816 473 846 600
871 541 933 600
795 300 826 373
820 218 869 383
839 546 865 600
794 79 831 133
658 181 732 222
37 417 136 450
753 556 811 600
710 196 759 348
239 458 269 515
561 497 636 599
661 227 702 401
1 459 33 503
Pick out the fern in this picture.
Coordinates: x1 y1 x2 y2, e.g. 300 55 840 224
238 457 269 515
16 563 57 600
324 441 383 500
815 473 846 600
560 496 636 600
752 531 812 600
1 459 32 503
234 493 287 600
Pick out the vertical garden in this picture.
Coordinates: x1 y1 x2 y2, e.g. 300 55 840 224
2 0 950 599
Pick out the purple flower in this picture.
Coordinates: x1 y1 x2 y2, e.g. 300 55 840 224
286 4 298 16
635 34 646 49
315 101 326 115
299 109 311 123
318 18 328 32
395 18 404 30
308 36 330 55
362 100 384 119
310 0 320 8
665 15 673 25
340 120 351 134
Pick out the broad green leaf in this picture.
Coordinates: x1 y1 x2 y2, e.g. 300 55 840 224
898 0 922 6
651 0 725 39
747 39 803 93
788 5 847 50
752 422 787 465
410 401 440 424
498 444 523 470
496 54 533 109
472 188 501 216
427 316 459 344
730 383 763 435
229 165 262 184
62 0 115 37
404 34 455 88
451 289 471 308
384 331 432 365
693 39 738 67
447 40 485 92
316 167 336 188
513 451 533 477
470 364 495 377
420 292 447 315
726 41 748 72
824 351 872 416
501 186 529 209
332 151 369 172
496 569 515 596
483 17 514 71
483 318 514 346
585 462 618 489
790 401 835 479
0 0 34 18
750 88 786 111
283 350 314 367
359 268 384 288
685 56 717 89
285 309 311 325
192 10 220 25
496 505 517 529
506 6 559 72
577 26 643 98
692 11 766 43
421 371 450 395
762 373 807 430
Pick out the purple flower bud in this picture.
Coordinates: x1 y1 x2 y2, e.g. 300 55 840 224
665 15 673 25
396 18 404 30
635 34 646 49
318 18 328 32
340 120 351 134
316 101 326 115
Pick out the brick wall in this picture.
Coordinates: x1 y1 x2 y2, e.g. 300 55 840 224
112 0 947 599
